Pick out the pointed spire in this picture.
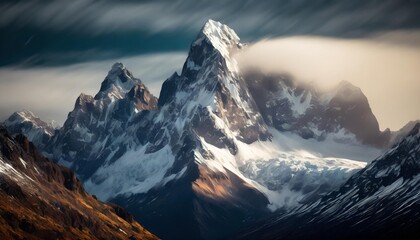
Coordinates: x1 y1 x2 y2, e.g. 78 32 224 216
94 62 141 100
181 20 242 79
193 19 241 59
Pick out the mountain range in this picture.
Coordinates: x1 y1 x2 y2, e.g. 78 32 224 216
3 20 419 240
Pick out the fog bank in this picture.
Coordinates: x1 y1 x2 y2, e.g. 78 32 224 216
236 32 420 130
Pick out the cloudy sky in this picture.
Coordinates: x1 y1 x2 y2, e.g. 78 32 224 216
0 0 419 130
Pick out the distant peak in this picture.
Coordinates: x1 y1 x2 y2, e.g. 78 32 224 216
333 80 363 98
4 110 55 138
337 80 357 89
95 62 141 100
15 110 36 119
110 62 126 73
8 110 39 123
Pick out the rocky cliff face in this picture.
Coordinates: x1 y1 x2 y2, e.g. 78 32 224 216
0 126 158 240
45 62 158 179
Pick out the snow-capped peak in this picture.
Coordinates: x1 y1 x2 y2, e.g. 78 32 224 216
3 110 55 149
94 62 141 100
12 110 37 123
5 110 52 132
180 19 243 84
110 62 126 73
193 19 241 59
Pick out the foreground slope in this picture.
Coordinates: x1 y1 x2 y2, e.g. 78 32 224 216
239 123 420 240
0 126 157 240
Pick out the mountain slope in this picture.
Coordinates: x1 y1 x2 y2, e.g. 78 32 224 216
86 20 380 239
239 123 420 240
0 126 158 240
99 19 274 240
46 62 158 179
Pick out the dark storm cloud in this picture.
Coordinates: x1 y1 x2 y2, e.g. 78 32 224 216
1 0 419 35
1 0 420 66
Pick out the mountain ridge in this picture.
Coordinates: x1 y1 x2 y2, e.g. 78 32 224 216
3 19 419 240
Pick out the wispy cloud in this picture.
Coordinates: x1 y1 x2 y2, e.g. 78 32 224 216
1 0 419 37
0 52 186 124
236 31 420 131
1 0 419 67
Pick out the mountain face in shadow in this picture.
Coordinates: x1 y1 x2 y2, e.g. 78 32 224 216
0 126 158 240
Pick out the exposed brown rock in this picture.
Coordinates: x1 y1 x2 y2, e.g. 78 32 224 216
0 126 158 240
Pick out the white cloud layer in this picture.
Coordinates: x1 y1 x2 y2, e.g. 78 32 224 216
0 52 186 124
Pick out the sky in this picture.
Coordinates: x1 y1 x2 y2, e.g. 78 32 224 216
0 0 419 130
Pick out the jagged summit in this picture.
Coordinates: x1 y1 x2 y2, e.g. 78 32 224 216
40 61 158 178
110 62 126 73
74 92 94 111
94 62 156 106
95 62 142 100
332 80 365 101
8 110 37 122
180 20 242 81
3 110 55 150
5 110 52 134
194 19 241 58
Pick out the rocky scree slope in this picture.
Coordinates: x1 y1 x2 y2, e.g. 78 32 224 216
0 126 158 240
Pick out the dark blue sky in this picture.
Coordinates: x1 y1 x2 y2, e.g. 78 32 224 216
1 0 420 67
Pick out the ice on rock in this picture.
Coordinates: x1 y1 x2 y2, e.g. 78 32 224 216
111 62 125 72
199 19 240 59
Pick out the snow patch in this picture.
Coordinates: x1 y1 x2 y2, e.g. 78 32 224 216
85 144 176 201
0 157 34 183
19 157 27 169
